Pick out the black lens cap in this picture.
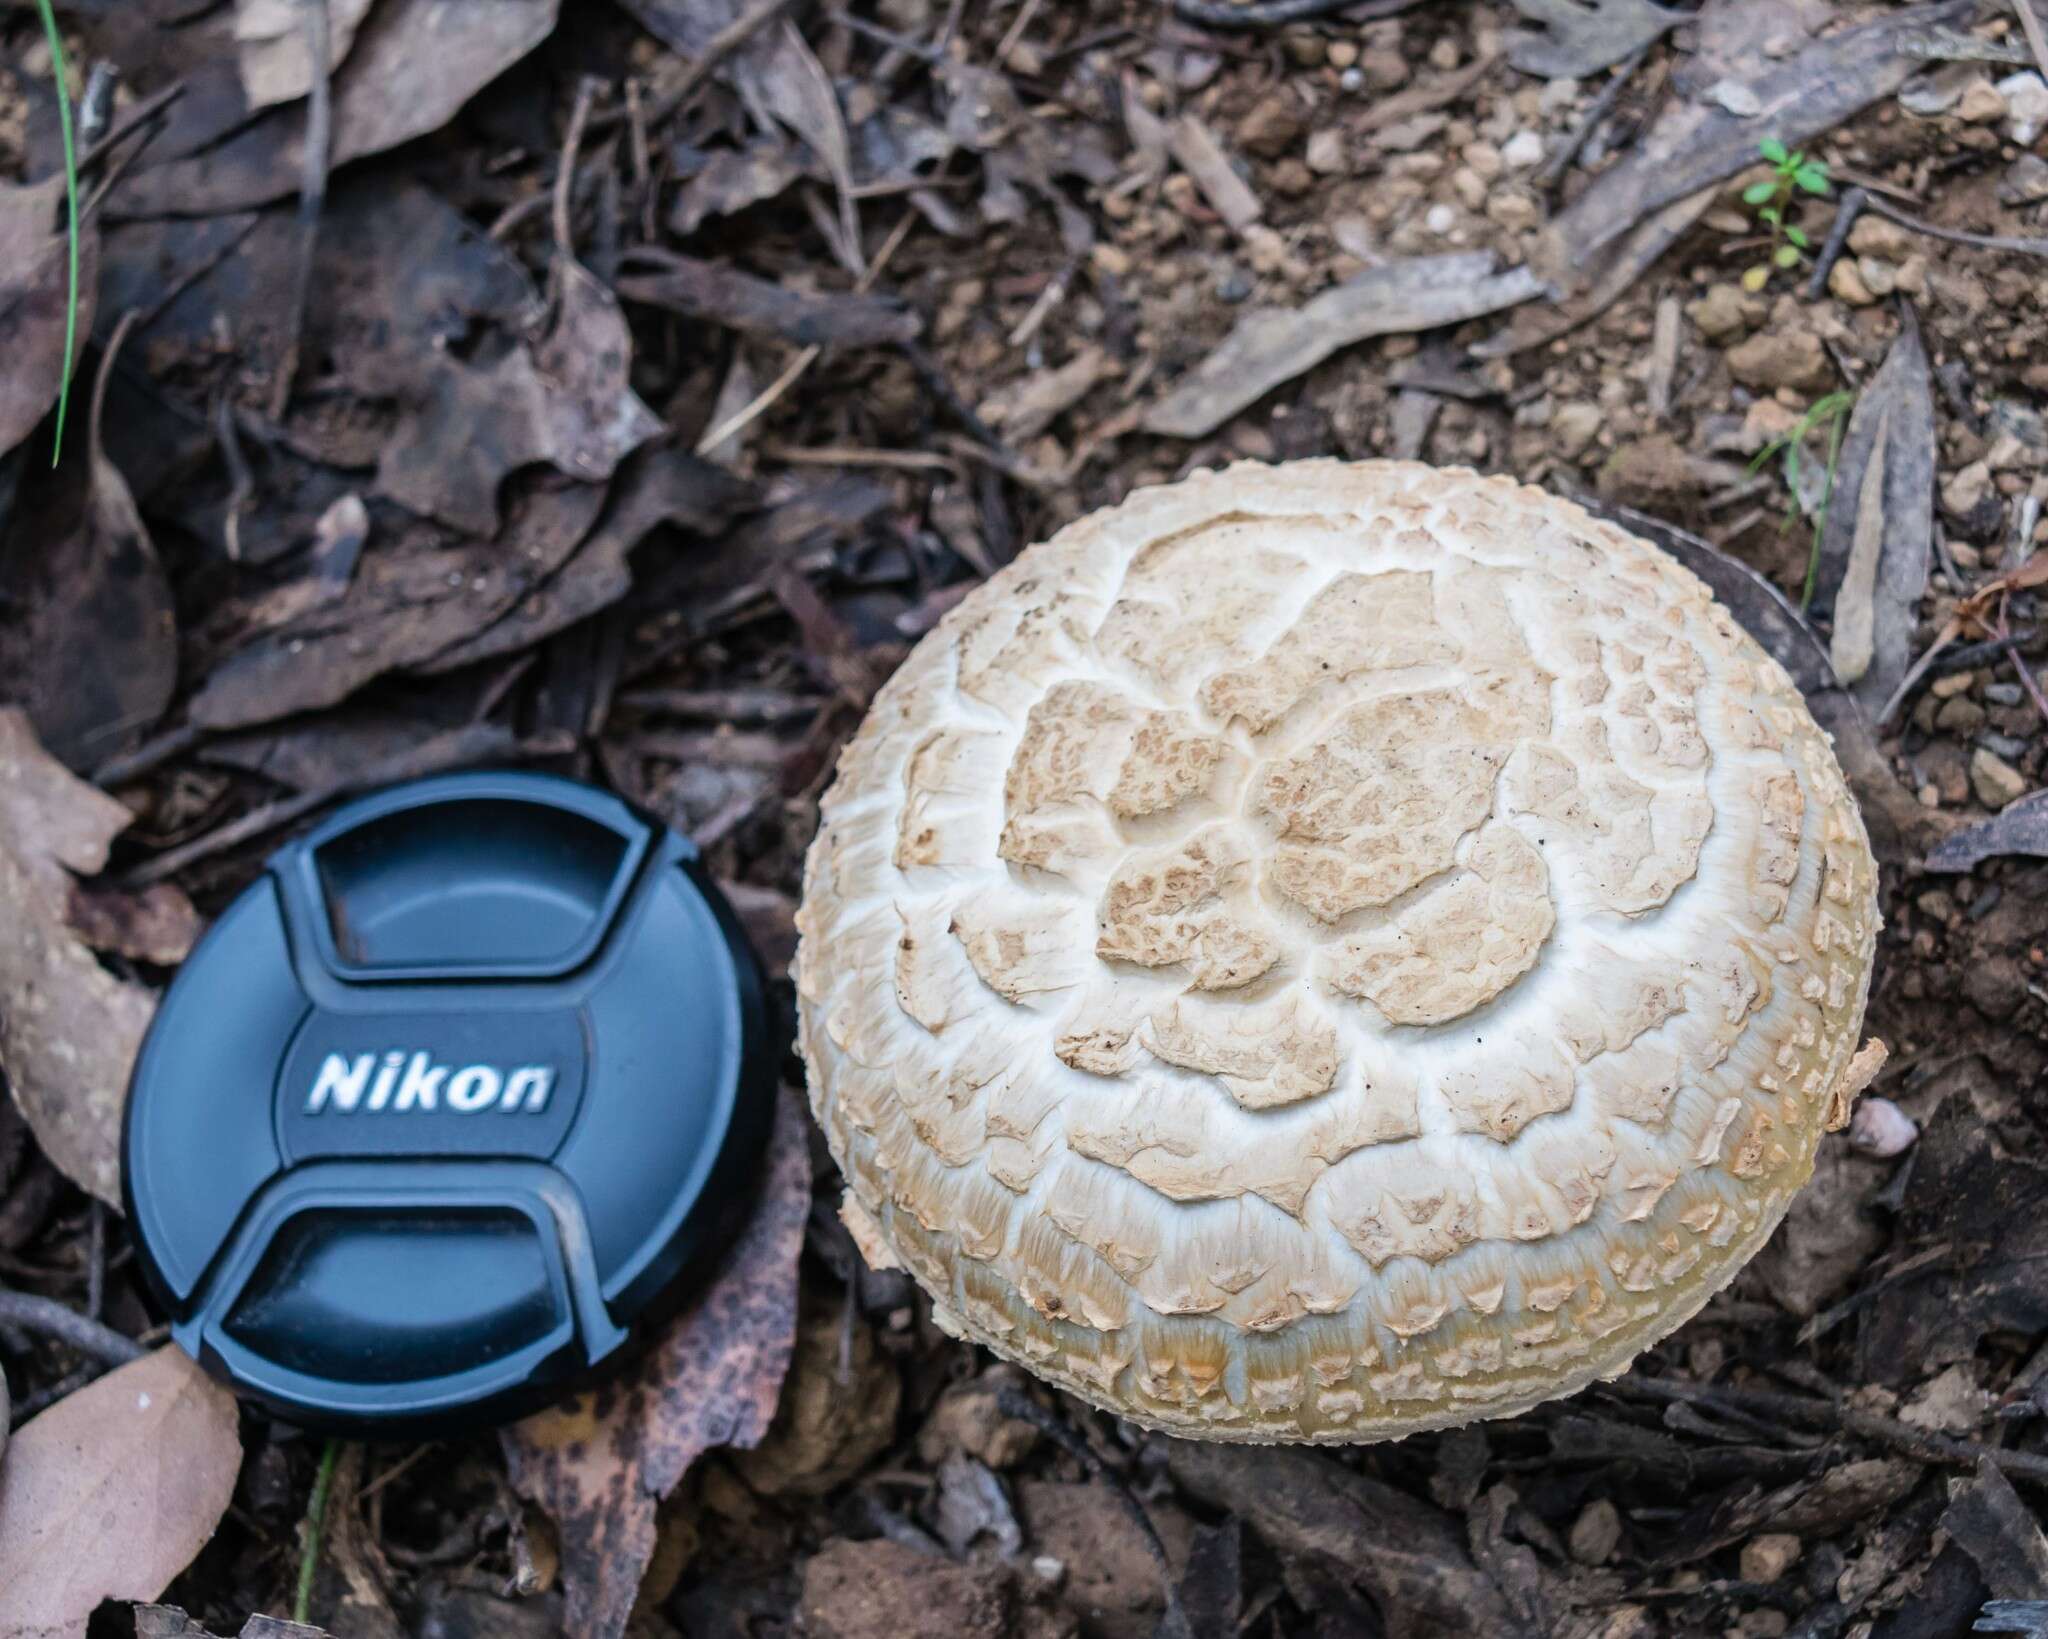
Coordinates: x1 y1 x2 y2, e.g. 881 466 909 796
123 772 774 1432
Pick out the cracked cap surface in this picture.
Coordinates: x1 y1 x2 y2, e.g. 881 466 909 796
795 460 1882 1443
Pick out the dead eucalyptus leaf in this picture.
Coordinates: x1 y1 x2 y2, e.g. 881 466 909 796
503 1085 810 1639
137 1608 335 1639
113 0 561 217
1507 0 1687 79
1533 0 1973 288
66 880 203 965
669 137 810 237
378 262 659 535
756 22 861 270
0 323 177 770
233 0 376 108
191 477 608 729
1925 791 2048 872
0 175 99 459
1811 312 1934 717
0 1347 242 1638
0 708 159 1206
1144 253 1543 439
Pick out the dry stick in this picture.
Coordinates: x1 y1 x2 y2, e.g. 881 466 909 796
1806 186 1869 301
268 0 331 422
1614 1376 2048 1486
0 1288 146 1366
692 204 920 454
1171 0 1418 27
553 75 602 261
1863 191 2048 258
2014 0 2048 82
92 720 201 787
995 0 1045 62
1538 43 1652 192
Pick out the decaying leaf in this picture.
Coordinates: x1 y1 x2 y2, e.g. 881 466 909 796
1167 1442 1519 1638
0 1347 242 1638
379 262 660 535
113 0 562 217
137 1608 334 1639
755 22 861 270
0 323 177 770
1811 312 1935 716
1533 0 1972 288
0 709 162 1206
67 880 203 966
1944 1458 2048 1600
233 0 376 108
614 247 922 347
669 137 810 237
190 476 608 729
1143 252 1543 439
0 175 100 459
503 1085 811 1639
420 446 752 675
1507 0 1686 79
1926 790 2048 871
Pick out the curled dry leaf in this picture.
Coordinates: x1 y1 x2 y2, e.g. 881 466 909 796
233 0 376 108
0 321 177 771
502 1085 811 1639
1143 252 1543 439
0 175 100 460
112 0 563 217
0 1347 242 1638
1506 0 1687 79
190 477 607 729
378 262 659 535
0 708 166 1206
137 1609 334 1639
1810 312 1935 716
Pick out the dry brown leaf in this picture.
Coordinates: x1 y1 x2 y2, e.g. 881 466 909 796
1812 313 1934 716
1507 0 1686 79
756 21 862 272
0 322 177 770
137 1608 334 1639
233 0 376 108
1925 790 2048 872
976 346 1116 443
376 262 659 535
503 1084 811 1639
1144 253 1543 439
112 0 561 217
0 175 100 460
0 1348 242 1638
0 708 161 1205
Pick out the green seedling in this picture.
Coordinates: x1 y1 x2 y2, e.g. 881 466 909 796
1740 138 1830 293
1747 388 1855 611
35 0 81 466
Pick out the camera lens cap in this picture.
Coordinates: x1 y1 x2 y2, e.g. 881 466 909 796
123 772 774 1432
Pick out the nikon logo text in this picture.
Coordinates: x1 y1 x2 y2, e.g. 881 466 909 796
304 1051 556 1115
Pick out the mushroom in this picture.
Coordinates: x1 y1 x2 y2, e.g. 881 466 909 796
795 460 1883 1443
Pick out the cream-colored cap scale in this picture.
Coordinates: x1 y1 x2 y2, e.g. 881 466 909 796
795 460 1883 1444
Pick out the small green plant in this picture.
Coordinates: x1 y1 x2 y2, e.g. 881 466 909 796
1747 388 1855 611
1740 138 1830 293
34 0 81 466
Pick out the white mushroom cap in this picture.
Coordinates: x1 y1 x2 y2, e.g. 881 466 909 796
795 460 1882 1443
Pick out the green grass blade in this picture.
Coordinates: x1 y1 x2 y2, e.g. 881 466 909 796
36 0 80 468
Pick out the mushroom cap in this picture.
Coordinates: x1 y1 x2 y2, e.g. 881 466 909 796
795 460 1881 1443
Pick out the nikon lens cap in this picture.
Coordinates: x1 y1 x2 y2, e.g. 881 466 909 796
123 772 774 1432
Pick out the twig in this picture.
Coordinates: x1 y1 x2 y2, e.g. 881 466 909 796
554 74 602 261
0 1287 145 1366
86 1200 104 1321
1539 45 1651 191
1170 0 1419 28
995 0 1045 63
294 1439 343 1623
92 720 201 787
2014 0 2048 83
268 0 331 422
130 214 264 338
1613 1375 2048 1486
1806 185 1868 301
1863 192 2048 258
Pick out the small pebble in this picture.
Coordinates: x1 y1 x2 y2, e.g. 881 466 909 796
1425 203 1457 235
1849 1097 1918 1159
1740 1534 1803 1583
1501 129 1545 170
